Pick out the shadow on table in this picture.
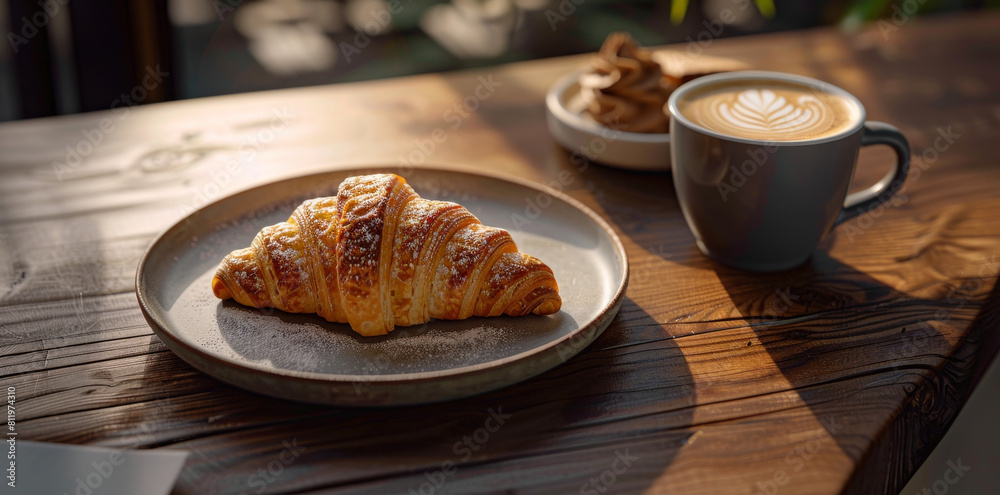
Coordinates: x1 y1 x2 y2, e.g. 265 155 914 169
716 253 1000 492
174 299 697 494
710 250 953 456
564 154 1000 491
555 155 721 271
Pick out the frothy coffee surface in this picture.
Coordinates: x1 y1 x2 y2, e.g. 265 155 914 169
677 80 858 141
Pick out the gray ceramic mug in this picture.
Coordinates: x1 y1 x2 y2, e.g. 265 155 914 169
667 71 910 271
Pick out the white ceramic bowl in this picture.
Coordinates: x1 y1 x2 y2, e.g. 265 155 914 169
545 69 671 171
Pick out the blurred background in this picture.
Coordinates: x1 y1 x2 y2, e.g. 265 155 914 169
0 0 996 122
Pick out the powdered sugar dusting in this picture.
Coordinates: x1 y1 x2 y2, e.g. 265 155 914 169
172 270 565 374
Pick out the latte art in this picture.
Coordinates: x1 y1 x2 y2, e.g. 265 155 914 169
677 81 858 141
716 89 830 134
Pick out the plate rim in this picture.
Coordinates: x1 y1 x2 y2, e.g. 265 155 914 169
135 165 630 388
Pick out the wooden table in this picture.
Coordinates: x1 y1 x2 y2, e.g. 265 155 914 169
3 12 999 495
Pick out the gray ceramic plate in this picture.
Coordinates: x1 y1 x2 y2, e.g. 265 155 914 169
136 166 628 406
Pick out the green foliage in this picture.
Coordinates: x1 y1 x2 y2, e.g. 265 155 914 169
671 0 774 24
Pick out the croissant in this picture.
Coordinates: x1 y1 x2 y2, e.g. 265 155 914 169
211 173 562 336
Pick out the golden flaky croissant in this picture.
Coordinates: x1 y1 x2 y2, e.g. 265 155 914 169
212 173 562 336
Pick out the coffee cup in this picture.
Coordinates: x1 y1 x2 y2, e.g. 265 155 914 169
667 71 910 271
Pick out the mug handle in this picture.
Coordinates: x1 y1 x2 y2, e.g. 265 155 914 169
834 121 911 226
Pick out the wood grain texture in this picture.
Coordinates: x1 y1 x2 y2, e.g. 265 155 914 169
2 12 1000 495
